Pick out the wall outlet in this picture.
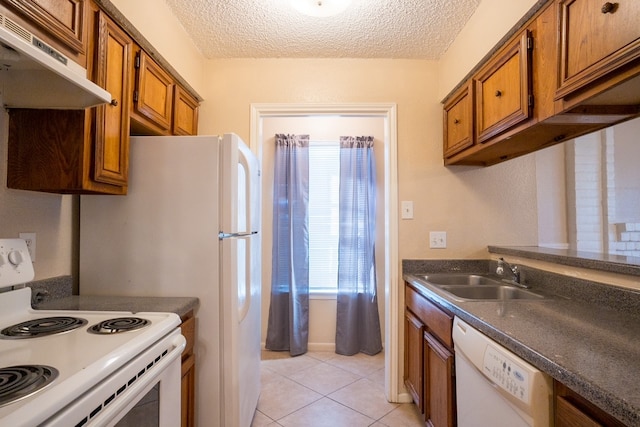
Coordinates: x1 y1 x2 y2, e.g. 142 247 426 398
19 232 36 262
429 231 447 249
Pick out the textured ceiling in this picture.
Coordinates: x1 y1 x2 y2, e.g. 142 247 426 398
163 0 482 59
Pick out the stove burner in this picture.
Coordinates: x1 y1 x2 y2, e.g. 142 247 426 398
0 317 89 339
0 365 58 407
88 317 150 334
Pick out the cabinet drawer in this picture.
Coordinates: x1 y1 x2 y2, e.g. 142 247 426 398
181 313 195 357
405 286 453 348
475 30 532 143
556 0 640 99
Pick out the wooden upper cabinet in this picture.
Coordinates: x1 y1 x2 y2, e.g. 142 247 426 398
475 30 533 143
131 49 174 135
93 10 132 187
443 82 474 158
6 6 130 194
173 85 200 135
4 0 85 53
556 0 640 100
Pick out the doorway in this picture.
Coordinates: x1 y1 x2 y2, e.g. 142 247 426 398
250 103 405 402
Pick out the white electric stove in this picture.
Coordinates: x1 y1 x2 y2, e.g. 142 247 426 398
0 239 186 427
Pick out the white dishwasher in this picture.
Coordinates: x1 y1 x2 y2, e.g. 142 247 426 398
452 317 553 427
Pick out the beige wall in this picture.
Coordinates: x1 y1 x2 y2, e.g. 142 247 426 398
201 58 539 262
0 0 542 283
438 0 540 98
109 0 207 96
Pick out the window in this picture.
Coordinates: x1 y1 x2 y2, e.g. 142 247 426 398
308 141 340 296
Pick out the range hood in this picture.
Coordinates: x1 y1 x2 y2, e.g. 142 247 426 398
0 14 111 109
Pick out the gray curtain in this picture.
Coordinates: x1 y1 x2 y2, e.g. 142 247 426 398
265 134 310 356
335 136 383 356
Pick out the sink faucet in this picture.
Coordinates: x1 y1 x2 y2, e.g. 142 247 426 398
496 257 530 289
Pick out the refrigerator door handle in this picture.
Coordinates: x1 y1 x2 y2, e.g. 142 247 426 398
218 231 258 240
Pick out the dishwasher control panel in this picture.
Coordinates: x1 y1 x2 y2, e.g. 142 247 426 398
483 345 531 404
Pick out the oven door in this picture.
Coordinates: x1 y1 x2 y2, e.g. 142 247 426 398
45 329 186 427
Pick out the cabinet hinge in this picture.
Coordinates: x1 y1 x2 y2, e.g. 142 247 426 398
135 52 141 69
527 36 534 50
528 94 534 108
133 90 139 103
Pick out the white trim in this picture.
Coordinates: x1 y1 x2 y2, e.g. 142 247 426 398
250 103 402 402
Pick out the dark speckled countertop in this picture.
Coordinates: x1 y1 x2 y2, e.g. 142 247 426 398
27 275 199 320
403 260 640 427
36 295 199 320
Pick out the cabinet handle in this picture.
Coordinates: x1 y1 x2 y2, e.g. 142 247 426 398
601 2 616 13
495 90 502 97
454 119 460 124
110 99 119 107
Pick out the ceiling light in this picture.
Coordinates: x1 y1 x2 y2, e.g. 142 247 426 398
290 0 352 17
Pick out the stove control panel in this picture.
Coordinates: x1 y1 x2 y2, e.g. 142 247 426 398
0 239 35 288
483 344 531 404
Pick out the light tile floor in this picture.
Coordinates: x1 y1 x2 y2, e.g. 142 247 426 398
252 350 424 427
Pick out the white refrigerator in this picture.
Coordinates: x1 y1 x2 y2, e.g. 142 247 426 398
79 133 261 427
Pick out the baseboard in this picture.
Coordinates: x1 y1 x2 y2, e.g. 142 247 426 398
260 342 336 352
307 343 336 352
396 391 414 404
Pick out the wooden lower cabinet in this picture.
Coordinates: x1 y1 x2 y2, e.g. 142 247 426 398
404 283 456 426
424 333 455 427
181 312 196 427
405 311 425 412
554 381 626 427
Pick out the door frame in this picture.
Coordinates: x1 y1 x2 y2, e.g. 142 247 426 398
250 103 407 403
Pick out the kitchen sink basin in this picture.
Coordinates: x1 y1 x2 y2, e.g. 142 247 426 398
420 274 503 287
438 285 544 301
416 273 545 301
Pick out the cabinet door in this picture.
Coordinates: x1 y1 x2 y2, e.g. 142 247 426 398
404 310 424 413
133 50 174 134
93 11 132 187
475 30 532 143
424 332 455 427
443 82 474 158
4 0 85 54
173 85 199 135
554 381 626 427
556 0 640 100
556 396 602 427
181 353 196 427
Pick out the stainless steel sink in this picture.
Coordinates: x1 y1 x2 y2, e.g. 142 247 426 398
438 285 544 301
420 274 503 287
417 273 544 301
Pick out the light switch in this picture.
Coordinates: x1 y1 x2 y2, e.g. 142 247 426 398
401 201 414 219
